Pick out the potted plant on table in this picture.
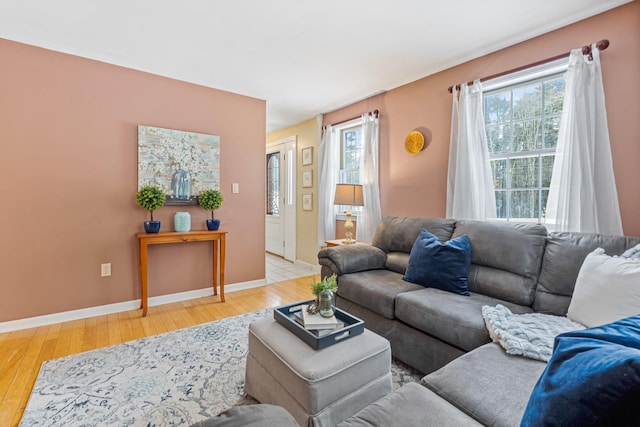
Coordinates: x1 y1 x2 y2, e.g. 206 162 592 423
136 185 166 233
198 189 224 230
309 274 338 317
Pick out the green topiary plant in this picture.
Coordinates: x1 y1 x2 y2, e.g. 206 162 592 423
136 185 166 221
198 189 224 219
310 274 338 298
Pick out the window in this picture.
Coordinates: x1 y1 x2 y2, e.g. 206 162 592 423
266 152 280 215
484 72 565 222
337 122 363 213
340 124 363 184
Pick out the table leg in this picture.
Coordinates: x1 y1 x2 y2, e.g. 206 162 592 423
220 233 226 302
140 240 148 317
212 238 218 296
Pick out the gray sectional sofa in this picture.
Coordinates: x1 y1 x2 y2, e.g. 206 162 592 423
317 216 640 426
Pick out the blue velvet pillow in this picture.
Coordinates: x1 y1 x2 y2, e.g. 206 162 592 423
403 229 471 296
521 315 640 427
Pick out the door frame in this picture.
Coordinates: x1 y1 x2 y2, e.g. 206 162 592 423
266 136 297 261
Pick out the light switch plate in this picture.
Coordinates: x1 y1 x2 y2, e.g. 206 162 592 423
101 263 111 277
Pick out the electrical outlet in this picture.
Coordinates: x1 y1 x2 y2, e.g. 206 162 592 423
101 263 111 277
232 183 239 194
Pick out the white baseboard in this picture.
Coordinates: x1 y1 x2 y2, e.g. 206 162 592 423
0 279 267 334
294 259 321 273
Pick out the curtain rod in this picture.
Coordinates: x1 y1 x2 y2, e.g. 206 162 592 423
327 109 379 127
447 39 610 93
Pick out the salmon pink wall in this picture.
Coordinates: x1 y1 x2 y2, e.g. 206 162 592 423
324 2 640 237
0 39 266 322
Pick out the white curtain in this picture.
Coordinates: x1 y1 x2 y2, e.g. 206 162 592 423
356 112 382 243
446 81 496 219
317 124 339 247
545 46 622 235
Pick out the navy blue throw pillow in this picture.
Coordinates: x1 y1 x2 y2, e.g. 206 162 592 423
521 315 640 427
402 229 471 296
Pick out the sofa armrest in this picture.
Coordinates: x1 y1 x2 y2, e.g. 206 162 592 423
318 244 387 276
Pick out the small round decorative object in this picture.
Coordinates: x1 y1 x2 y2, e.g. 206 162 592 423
405 130 425 155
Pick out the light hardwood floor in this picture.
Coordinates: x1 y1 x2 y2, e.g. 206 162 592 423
0 276 316 427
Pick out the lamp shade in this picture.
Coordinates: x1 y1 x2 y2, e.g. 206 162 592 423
334 184 364 206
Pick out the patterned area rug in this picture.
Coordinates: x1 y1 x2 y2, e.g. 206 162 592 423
20 309 423 426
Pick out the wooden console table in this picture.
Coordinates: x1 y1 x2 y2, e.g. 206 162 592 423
136 230 227 316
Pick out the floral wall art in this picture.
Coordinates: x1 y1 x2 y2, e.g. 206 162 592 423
137 125 220 205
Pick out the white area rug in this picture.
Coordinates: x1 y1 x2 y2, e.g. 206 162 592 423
20 309 422 426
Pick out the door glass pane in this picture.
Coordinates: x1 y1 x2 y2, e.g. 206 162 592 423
266 152 280 215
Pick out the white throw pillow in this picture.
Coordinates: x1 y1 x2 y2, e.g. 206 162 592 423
567 248 640 327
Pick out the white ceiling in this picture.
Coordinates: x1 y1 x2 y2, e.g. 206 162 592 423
0 0 631 133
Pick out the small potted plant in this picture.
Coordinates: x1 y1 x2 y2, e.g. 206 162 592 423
136 185 166 233
198 189 224 230
309 274 338 317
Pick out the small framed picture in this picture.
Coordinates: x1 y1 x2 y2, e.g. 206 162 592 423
302 147 313 166
302 170 313 188
302 193 313 211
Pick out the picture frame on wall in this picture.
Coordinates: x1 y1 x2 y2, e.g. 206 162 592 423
137 125 220 206
302 147 313 166
302 193 313 211
302 170 313 188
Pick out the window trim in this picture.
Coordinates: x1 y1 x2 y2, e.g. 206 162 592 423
482 58 568 93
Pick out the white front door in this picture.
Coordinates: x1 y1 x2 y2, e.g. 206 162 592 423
266 136 296 261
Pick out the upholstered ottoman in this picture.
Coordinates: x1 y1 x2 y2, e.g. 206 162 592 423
245 317 392 427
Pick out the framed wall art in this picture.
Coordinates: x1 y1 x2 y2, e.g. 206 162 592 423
302 170 313 188
302 147 313 166
302 193 313 211
137 125 220 205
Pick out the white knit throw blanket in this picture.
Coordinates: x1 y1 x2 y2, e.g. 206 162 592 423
481 304 585 362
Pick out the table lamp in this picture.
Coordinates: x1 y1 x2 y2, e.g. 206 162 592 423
334 184 364 244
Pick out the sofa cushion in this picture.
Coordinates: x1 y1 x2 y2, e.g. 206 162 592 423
534 232 640 315
337 382 483 427
337 270 423 319
403 230 471 296
385 251 410 274
567 248 640 327
521 315 640 427
422 343 546 427
395 288 532 351
451 220 547 306
189 405 298 427
372 216 456 254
